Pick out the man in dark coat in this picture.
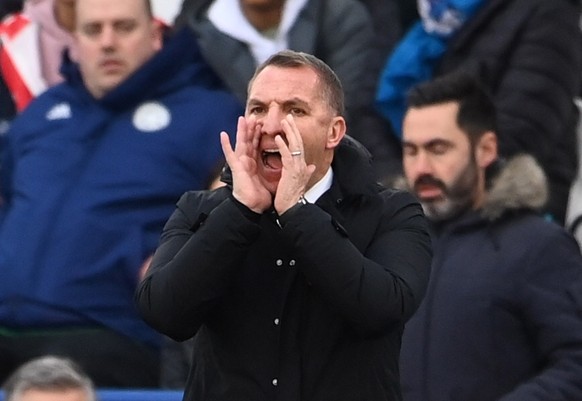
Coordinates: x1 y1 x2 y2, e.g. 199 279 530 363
440 0 582 225
136 50 432 401
377 0 582 224
399 71 582 401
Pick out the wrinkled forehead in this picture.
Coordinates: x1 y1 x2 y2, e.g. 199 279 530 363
248 66 325 107
251 65 320 89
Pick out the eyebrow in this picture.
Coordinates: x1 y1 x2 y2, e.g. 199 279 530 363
247 97 310 108
79 17 138 27
402 138 453 148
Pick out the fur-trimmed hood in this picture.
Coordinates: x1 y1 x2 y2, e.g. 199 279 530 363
482 154 548 220
393 154 548 221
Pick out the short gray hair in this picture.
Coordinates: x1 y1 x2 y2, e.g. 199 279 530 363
247 50 345 116
3 356 96 401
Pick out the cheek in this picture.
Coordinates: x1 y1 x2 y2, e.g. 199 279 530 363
153 34 163 51
299 119 331 153
77 44 96 62
441 157 470 186
301 132 326 156
402 154 414 169
124 44 153 71
402 158 415 181
402 155 428 179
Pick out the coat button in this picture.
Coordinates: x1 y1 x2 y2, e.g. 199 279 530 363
272 378 278 386
276 259 283 267
274 318 280 326
289 259 296 267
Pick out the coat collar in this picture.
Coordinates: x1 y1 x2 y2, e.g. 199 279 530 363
330 135 383 198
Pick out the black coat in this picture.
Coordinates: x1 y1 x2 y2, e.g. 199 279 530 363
136 138 432 401
436 0 582 223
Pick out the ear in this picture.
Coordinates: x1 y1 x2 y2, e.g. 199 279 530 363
151 20 164 51
475 131 497 168
325 116 346 149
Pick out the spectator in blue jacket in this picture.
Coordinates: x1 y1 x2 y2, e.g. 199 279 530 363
399 71 582 401
0 0 242 388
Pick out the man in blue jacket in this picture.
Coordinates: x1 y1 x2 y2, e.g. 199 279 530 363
0 0 242 387
399 71 582 400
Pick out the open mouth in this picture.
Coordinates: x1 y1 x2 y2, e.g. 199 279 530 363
262 149 282 170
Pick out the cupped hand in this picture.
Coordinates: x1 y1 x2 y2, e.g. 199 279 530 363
220 116 272 213
273 115 316 215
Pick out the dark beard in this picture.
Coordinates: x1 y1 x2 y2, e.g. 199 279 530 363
415 157 478 222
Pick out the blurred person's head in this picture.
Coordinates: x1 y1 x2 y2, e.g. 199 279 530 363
54 0 76 32
3 356 96 401
402 71 498 222
74 0 162 98
238 0 284 31
245 50 346 195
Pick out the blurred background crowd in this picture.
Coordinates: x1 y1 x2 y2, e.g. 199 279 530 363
1 0 582 398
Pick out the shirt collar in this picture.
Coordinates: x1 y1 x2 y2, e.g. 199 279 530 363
304 167 333 203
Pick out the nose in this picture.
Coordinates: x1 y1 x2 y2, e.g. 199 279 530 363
259 106 285 137
416 152 434 175
99 25 116 49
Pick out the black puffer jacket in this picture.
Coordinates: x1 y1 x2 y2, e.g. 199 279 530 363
436 0 582 224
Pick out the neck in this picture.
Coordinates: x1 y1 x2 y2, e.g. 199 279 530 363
54 1 75 33
240 1 284 32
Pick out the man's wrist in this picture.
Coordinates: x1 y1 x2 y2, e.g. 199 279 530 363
229 194 262 223
279 196 308 220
